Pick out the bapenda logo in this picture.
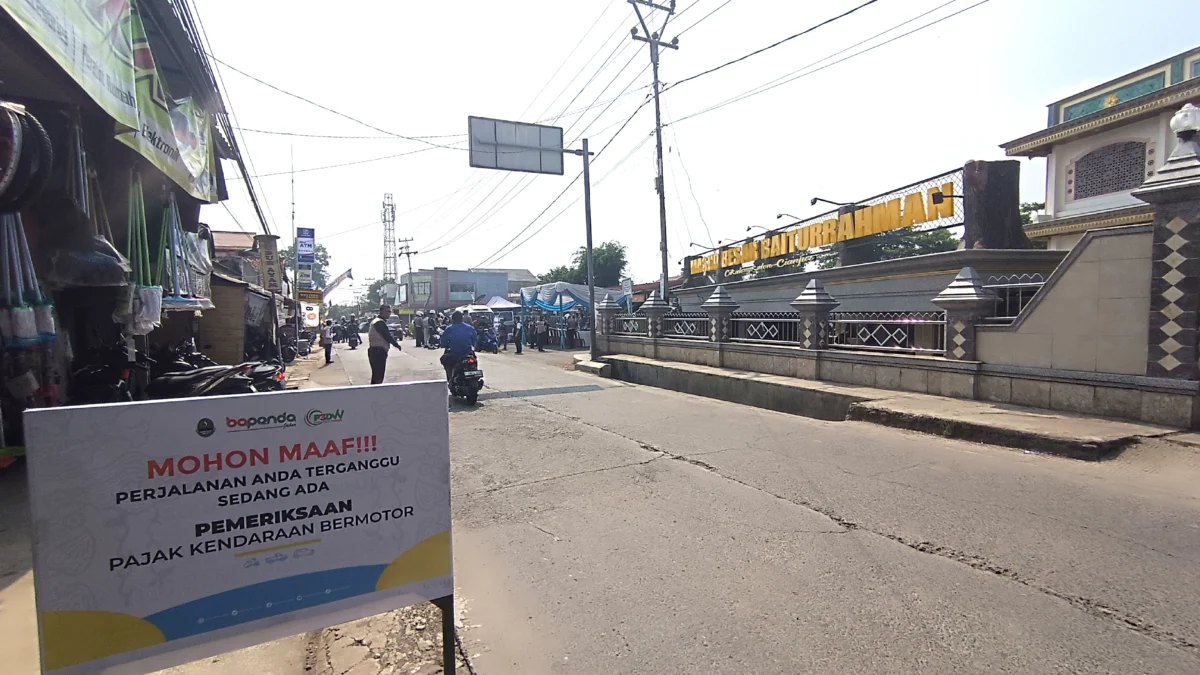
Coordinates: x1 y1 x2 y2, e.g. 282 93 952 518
226 413 297 432
305 409 345 427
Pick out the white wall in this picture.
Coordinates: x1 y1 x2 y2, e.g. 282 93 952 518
1045 112 1172 219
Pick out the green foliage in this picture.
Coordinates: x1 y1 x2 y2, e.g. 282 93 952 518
876 227 959 260
281 243 331 288
539 241 628 287
1020 202 1046 225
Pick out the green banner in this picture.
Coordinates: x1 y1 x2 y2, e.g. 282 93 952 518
1 0 218 202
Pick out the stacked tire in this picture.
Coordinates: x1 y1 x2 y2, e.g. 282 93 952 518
0 104 53 213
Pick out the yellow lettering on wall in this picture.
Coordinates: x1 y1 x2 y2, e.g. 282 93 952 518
927 182 955 220
873 200 901 232
690 258 701 275
854 208 872 238
820 219 837 245
742 241 759 263
837 213 854 242
771 234 785 258
901 192 927 227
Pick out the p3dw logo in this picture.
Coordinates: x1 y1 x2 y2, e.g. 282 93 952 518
305 409 344 427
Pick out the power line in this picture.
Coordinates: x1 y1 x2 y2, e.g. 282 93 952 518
226 145 450 179
670 0 987 125
220 201 248 232
518 1 616 120
662 99 714 246
473 98 654 268
233 127 465 141
479 131 655 268
187 0 275 234
675 0 735 37
207 53 467 150
664 0 884 92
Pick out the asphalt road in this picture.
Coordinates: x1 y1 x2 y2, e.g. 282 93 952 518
332 340 1200 674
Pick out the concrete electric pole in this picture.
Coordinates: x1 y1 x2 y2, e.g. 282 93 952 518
629 0 679 299
398 238 416 306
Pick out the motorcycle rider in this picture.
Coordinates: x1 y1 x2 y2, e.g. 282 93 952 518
367 304 403 384
439 311 478 385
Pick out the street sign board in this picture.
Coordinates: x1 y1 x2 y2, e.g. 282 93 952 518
297 289 323 304
621 277 633 300
468 116 564 175
296 227 315 264
24 382 452 675
297 263 314 288
255 235 282 293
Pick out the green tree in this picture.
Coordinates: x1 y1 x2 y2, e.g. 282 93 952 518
281 243 331 289
363 279 390 308
538 241 628 287
571 241 628 287
816 227 959 269
538 265 582 284
1020 201 1046 225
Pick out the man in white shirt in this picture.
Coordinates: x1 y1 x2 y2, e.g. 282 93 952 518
321 320 334 364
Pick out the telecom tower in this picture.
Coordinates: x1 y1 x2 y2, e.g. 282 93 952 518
381 193 397 280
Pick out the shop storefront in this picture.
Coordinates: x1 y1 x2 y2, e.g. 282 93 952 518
0 1 245 465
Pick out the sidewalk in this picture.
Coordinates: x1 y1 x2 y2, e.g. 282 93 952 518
590 354 1181 460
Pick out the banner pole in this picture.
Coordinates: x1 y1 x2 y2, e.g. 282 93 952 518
433 594 456 674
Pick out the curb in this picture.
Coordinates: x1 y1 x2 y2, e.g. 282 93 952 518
844 403 1130 461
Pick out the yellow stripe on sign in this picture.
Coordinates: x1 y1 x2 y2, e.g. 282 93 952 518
375 531 452 591
41 611 165 670
235 538 322 558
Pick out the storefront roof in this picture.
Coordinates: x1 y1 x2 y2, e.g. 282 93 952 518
212 231 256 253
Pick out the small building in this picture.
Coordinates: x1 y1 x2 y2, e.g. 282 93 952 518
210 230 261 285
1002 46 1200 250
398 267 509 311
468 267 538 295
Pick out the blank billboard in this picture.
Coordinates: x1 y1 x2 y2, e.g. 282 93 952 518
468 116 564 176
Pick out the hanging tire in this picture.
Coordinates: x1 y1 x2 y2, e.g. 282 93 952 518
0 109 51 212
0 109 22 200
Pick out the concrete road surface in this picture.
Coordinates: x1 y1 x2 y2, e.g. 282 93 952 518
330 341 1200 674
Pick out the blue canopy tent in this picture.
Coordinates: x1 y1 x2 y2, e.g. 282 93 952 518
518 282 627 350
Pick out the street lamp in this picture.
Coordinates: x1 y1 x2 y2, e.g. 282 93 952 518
810 197 852 208
776 213 802 221
746 225 772 233
930 191 965 205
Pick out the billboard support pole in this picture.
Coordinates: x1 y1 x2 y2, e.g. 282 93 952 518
433 594 457 674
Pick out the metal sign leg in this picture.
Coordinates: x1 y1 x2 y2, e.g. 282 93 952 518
433 594 456 674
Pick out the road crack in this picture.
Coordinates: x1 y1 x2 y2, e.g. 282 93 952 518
484 382 1200 657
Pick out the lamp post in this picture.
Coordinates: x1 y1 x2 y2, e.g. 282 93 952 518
776 213 802 222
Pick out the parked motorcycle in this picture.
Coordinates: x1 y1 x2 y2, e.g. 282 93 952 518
448 354 484 405
144 363 255 399
69 342 135 404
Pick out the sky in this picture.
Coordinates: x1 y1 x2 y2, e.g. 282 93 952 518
194 0 1199 305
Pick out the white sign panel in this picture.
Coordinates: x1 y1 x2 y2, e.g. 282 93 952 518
303 302 321 328
468 116 564 175
24 382 452 674
297 262 314 287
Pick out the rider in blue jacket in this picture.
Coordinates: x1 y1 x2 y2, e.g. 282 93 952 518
439 311 478 382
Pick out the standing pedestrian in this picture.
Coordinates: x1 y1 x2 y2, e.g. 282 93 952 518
367 304 403 384
499 316 510 351
536 315 548 352
424 313 435 349
566 312 579 349
321 320 334 364
413 312 425 348
515 318 523 355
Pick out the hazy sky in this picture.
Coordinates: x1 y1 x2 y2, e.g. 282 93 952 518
194 0 1198 303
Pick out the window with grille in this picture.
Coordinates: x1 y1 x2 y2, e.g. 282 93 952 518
1071 141 1146 200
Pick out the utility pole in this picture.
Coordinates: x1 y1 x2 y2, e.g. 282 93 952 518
381 193 398 281
629 0 678 299
398 238 416 307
